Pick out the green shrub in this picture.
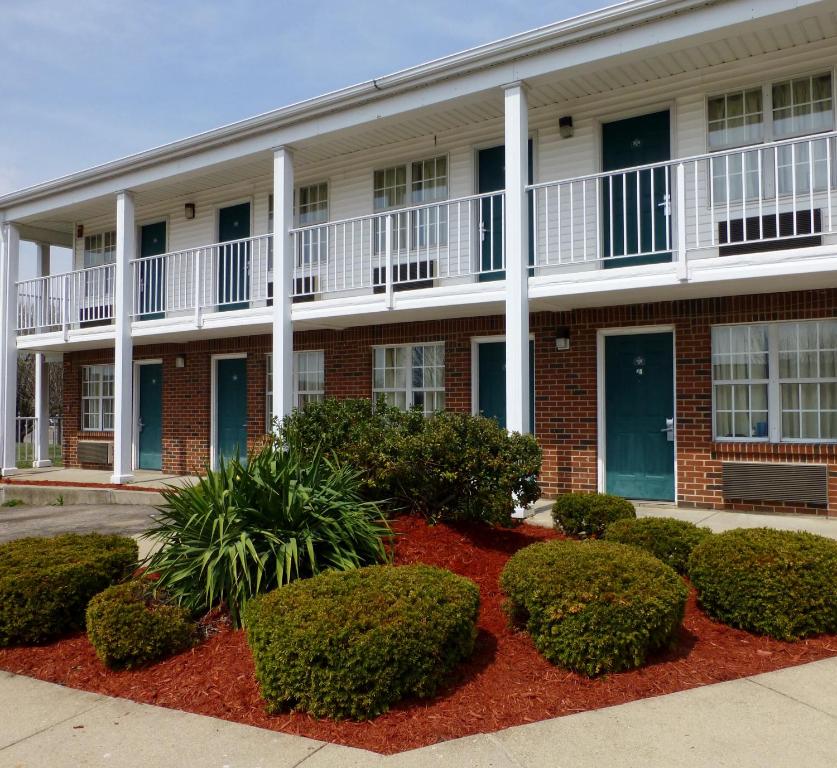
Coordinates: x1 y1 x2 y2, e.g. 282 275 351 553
688 528 837 640
500 540 687 675
86 580 194 668
0 534 137 646
279 398 542 525
552 492 636 538
244 564 480 720
604 517 712 574
143 440 393 627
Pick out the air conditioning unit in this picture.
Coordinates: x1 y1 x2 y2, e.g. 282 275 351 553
77 440 114 466
719 209 822 257
372 260 436 294
722 461 828 505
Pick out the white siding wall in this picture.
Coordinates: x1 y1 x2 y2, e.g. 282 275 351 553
72 38 836 292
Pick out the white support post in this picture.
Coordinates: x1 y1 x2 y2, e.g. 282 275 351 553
675 162 688 282
33 242 52 467
111 192 135 483
503 82 530 437
271 147 294 430
0 223 20 475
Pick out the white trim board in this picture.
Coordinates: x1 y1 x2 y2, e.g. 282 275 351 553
596 325 678 499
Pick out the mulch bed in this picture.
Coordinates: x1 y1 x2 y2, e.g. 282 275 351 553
1 516 836 754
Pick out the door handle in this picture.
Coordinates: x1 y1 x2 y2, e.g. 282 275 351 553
657 194 672 217
137 418 145 433
660 417 674 442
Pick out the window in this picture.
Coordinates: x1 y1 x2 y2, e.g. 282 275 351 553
269 184 329 270
712 320 837 443
82 231 116 299
373 156 448 254
708 88 765 150
707 73 835 202
265 351 326 429
294 350 325 407
778 321 837 440
81 364 114 432
296 183 329 267
372 343 445 414
712 325 769 440
83 231 116 268
774 74 834 195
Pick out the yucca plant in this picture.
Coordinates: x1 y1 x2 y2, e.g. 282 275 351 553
142 440 393 627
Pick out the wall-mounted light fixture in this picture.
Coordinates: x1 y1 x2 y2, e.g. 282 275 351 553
558 115 574 139
184 203 196 220
75 224 84 239
555 326 571 351
175 355 186 368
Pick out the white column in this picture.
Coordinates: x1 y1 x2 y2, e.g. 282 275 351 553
33 243 51 467
271 147 294 428
504 82 530 435
0 223 20 475
111 192 135 483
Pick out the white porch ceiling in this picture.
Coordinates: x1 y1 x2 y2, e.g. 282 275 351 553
16 5 837 236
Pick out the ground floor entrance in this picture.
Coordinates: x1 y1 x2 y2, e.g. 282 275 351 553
214 356 248 467
474 338 535 432
602 331 675 501
136 362 163 471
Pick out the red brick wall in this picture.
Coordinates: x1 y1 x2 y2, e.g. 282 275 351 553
62 288 837 516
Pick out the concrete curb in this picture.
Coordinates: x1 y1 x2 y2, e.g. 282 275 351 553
1 657 836 767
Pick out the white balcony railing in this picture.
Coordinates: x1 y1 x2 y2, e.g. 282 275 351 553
130 234 272 319
530 130 837 270
15 416 63 467
15 133 837 336
290 190 506 302
16 264 115 334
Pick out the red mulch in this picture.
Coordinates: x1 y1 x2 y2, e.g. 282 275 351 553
1 516 835 754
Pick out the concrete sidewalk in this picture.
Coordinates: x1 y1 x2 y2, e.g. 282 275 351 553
526 499 837 539
2 657 836 767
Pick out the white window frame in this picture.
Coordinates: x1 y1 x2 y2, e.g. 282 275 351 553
81 364 115 433
712 319 837 445
372 342 445 414
372 155 449 255
265 350 326 429
705 70 836 204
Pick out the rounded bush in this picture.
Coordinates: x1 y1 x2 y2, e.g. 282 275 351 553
86 580 195 668
688 528 837 640
0 533 137 646
604 517 713 574
244 564 480 720
552 492 636 538
500 540 687 675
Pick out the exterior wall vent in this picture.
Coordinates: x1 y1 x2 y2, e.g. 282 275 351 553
721 461 828 505
77 440 114 467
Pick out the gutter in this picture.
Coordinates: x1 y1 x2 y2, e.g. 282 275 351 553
0 0 731 209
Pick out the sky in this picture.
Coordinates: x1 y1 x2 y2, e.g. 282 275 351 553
1 0 607 274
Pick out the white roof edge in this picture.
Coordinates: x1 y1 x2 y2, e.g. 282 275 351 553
0 0 726 208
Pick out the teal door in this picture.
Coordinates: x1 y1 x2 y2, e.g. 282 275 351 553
218 203 251 311
604 333 675 500
602 111 671 268
477 143 533 281
216 358 248 465
137 364 163 471
138 221 166 320
476 340 535 432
